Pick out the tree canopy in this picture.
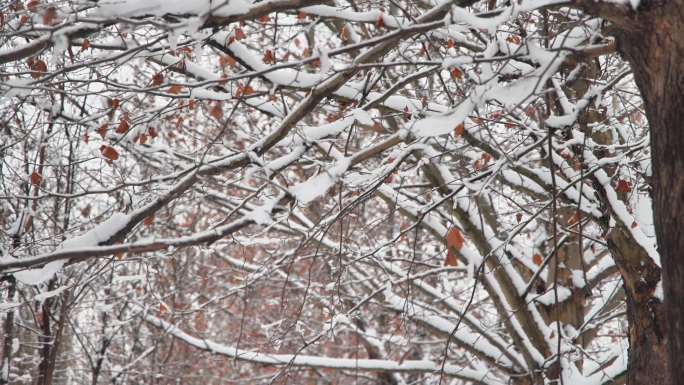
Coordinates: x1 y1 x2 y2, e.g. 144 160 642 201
0 1 669 384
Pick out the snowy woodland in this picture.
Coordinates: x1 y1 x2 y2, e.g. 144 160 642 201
0 0 677 384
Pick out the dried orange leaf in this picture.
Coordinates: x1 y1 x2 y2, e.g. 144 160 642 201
219 55 236 68
533 253 543 266
615 179 632 193
42 6 56 25
262 49 275 64
210 103 223 120
96 124 108 139
27 0 39 12
143 215 154 227
151 72 164 86
30 171 42 186
115 116 129 134
446 227 464 252
375 15 385 29
80 38 90 52
506 35 521 44
27 58 47 79
339 25 350 42
234 27 246 40
100 145 119 161
445 250 459 267
167 84 182 94
148 126 158 138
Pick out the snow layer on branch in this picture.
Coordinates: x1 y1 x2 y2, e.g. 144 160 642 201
301 5 409 28
144 312 505 384
412 17 601 139
384 285 516 368
34 285 68 302
450 5 514 34
412 98 476 137
290 158 351 204
218 36 443 115
244 198 277 225
298 116 356 143
61 213 129 250
14 260 65 285
97 0 253 17
13 213 130 284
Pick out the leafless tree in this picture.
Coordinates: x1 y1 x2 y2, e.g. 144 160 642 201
0 0 677 384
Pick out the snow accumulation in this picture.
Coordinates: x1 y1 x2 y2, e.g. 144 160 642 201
13 213 130 285
61 213 129 250
290 158 351 204
411 18 602 139
145 311 505 385
97 0 254 18
14 260 65 285
301 5 408 29
33 285 69 302
244 198 278 225
412 98 476 137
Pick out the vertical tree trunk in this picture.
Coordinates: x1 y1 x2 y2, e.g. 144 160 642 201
613 4 684 384
607 224 668 385
0 277 16 385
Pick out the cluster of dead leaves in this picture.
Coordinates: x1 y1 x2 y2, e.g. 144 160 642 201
444 227 464 266
26 57 47 79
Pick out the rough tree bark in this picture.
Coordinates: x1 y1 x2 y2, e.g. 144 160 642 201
605 1 684 383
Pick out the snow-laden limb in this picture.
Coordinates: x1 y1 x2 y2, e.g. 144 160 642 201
0 0 325 68
0 22 100 65
375 184 546 367
3 119 405 272
576 130 660 266
1 217 254 272
12 213 128 284
13 259 65 285
218 240 522 374
213 161 530 375
301 5 410 28
61 213 130 250
383 286 516 371
290 158 351 204
143 312 505 384
276 200 527 373
97 0 255 17
96 0 327 21
566 345 628 385
379 260 527 370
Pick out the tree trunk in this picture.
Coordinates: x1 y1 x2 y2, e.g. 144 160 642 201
607 224 668 385
612 3 684 384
